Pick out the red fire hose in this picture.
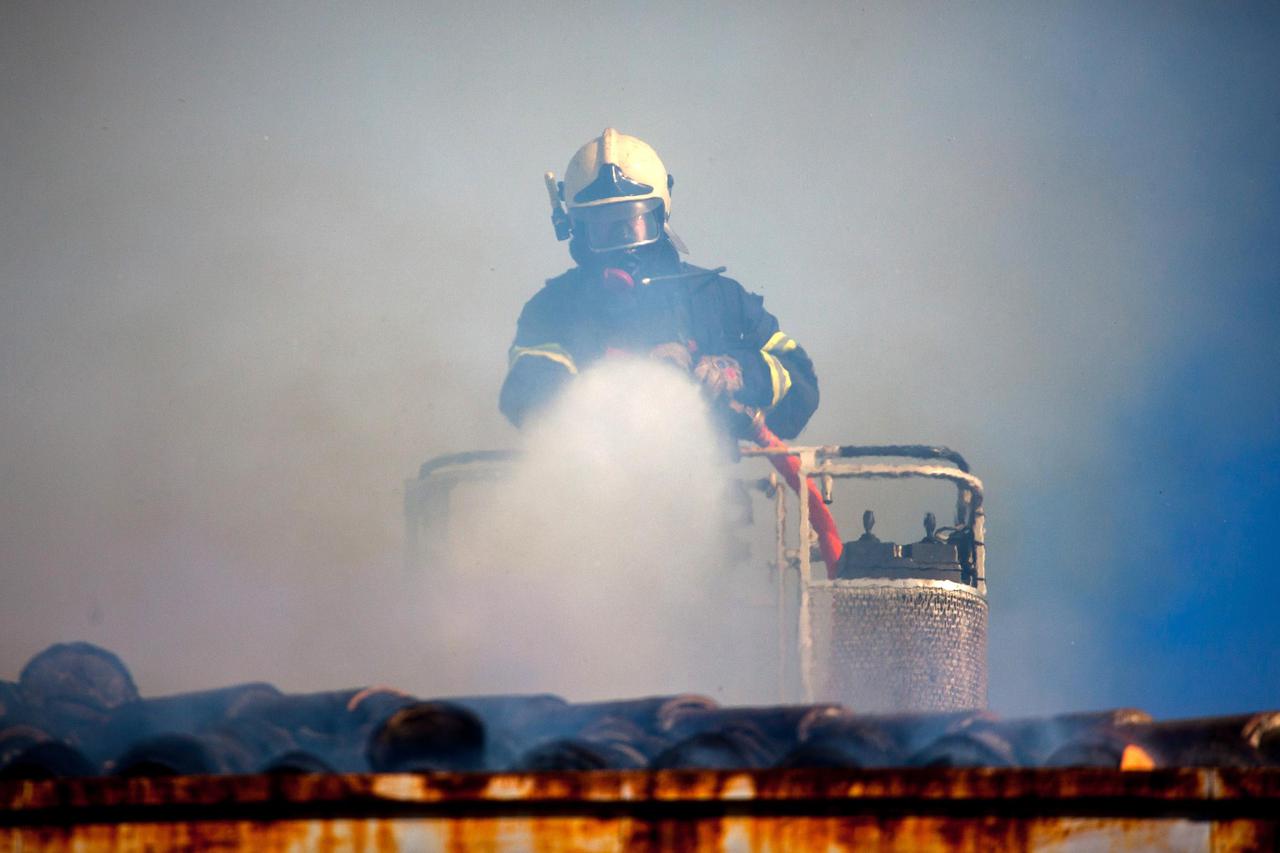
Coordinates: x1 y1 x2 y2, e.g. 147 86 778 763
678 349 845 578
745 412 844 579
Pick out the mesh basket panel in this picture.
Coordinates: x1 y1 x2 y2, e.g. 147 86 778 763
807 579 987 712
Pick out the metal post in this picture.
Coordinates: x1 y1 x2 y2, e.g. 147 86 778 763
773 472 788 702
974 506 987 596
796 449 816 703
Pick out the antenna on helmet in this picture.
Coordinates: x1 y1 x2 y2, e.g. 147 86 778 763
543 171 571 241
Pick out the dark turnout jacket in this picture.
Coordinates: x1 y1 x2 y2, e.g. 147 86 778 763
500 247 818 440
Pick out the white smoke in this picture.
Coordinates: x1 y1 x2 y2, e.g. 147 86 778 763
426 359 778 702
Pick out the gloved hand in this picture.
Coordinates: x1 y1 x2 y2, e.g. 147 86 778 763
693 354 744 399
722 399 762 440
649 341 693 371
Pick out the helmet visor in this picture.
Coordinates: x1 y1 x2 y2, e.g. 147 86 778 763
572 198 664 253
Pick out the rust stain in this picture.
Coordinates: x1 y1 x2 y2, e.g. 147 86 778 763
527 816 624 853
619 816 727 852
3 769 1280 851
445 816 499 853
375 819 398 852
1215 767 1280 800
1029 817 1210 852
1211 818 1279 853
2 814 1280 851
9 766 1280 813
371 773 434 802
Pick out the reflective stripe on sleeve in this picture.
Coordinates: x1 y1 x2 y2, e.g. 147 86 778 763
761 331 796 407
762 330 798 354
761 351 792 408
509 343 578 374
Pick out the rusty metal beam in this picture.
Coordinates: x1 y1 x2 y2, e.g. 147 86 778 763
3 769 1277 851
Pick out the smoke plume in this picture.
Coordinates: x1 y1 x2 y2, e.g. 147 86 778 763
426 359 777 702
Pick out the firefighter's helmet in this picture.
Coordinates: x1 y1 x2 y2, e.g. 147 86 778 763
556 128 683 254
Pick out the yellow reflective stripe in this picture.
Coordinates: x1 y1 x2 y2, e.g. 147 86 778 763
763 330 798 353
761 351 792 408
509 343 578 374
760 331 798 407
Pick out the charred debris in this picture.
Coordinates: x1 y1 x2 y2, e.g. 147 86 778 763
2 642 1278 780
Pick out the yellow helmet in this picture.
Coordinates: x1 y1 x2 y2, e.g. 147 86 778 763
553 128 683 254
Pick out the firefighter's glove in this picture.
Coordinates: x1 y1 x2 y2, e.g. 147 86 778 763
720 400 760 441
694 354 744 400
649 341 693 372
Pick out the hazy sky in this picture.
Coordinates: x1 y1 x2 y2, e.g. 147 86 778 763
1 2 1277 716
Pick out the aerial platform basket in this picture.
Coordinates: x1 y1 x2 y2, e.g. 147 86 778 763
738 443 986 711
405 443 987 712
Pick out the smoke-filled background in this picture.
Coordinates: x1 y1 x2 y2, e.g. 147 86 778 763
1 2 1277 716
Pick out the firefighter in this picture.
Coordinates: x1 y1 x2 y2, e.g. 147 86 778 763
500 128 818 441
